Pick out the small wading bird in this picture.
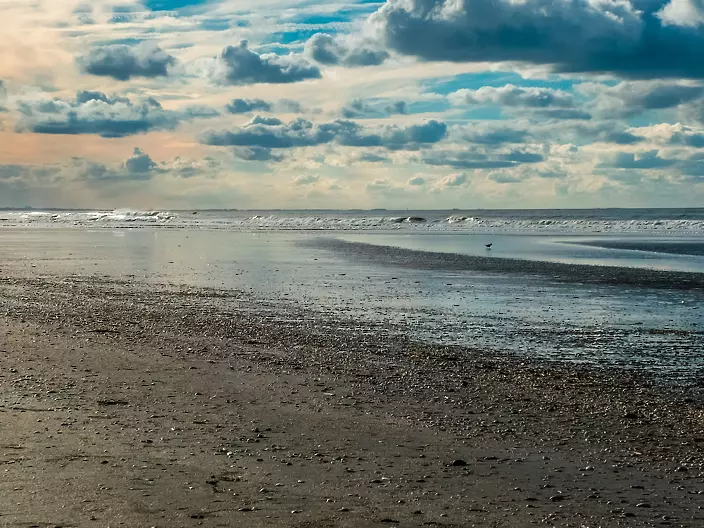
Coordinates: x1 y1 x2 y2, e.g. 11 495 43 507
485 243 493 249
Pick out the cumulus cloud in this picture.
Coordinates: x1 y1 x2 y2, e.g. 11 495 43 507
76 149 159 183
77 43 175 81
408 175 426 186
15 91 215 138
341 99 411 118
367 0 704 79
583 81 704 118
341 99 376 118
598 150 676 169
204 41 321 85
124 148 157 176
450 124 530 145
293 174 320 185
232 146 284 162
628 122 704 146
200 116 447 152
422 148 543 169
658 0 704 27
441 172 469 187
304 33 388 67
226 98 273 114
450 85 574 108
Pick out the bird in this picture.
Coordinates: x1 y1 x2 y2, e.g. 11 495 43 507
485 243 493 249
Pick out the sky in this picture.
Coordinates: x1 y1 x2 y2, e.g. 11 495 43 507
1 0 704 209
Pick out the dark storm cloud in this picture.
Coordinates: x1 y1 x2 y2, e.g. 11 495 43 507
304 33 388 67
77 43 176 80
206 41 321 85
199 116 447 151
368 0 704 79
15 91 217 138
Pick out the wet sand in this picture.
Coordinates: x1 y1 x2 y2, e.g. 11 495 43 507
0 274 703 527
309 239 704 291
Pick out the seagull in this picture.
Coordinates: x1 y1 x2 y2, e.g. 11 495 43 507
485 243 493 249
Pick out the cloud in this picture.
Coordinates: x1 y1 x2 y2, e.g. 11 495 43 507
183 105 221 118
598 150 677 169
533 109 592 121
304 33 388 67
226 98 273 114
15 91 215 138
583 81 704 118
365 178 404 194
232 146 284 162
386 101 407 115
200 116 447 151
204 41 321 85
76 150 219 183
0 80 6 113
358 152 390 163
422 148 543 169
76 149 159 183
77 43 176 81
441 172 468 187
679 152 704 179
293 174 320 185
659 0 704 27
124 147 157 177
341 99 376 118
408 175 426 186
489 172 524 184
368 0 704 79
629 122 704 146
450 85 574 108
341 99 410 118
450 124 530 145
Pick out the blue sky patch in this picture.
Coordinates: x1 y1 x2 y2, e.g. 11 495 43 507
143 0 212 12
424 72 580 96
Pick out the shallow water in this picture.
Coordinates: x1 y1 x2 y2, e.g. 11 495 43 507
337 233 704 273
0 227 702 392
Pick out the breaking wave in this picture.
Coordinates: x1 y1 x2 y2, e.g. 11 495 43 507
1 208 703 234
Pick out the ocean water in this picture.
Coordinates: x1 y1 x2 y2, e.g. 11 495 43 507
1 208 702 394
2 207 704 234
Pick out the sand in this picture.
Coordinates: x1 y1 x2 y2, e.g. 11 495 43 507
0 274 702 527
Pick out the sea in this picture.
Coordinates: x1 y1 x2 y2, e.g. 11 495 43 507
1 208 703 394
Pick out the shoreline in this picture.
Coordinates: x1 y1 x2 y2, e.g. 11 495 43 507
1 273 703 526
309 239 704 291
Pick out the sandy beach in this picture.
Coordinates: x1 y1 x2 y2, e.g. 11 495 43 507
1 273 702 527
